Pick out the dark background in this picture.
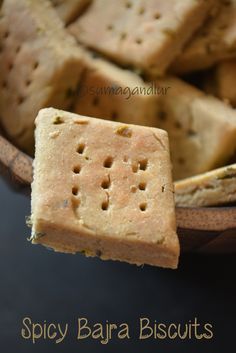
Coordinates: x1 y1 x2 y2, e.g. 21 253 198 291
0 178 235 353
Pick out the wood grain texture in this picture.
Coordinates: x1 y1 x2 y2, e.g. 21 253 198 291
0 134 32 190
0 135 236 253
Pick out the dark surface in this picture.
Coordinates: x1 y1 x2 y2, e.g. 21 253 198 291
0 178 235 353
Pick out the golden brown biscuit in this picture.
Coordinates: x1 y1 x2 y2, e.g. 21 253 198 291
31 108 179 269
0 0 84 154
155 77 236 180
69 0 214 76
74 52 164 127
175 164 236 207
172 0 236 73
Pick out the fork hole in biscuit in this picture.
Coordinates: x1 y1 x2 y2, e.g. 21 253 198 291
101 178 110 189
33 61 39 70
8 62 13 71
139 159 148 171
73 165 81 174
125 1 133 9
101 200 109 211
103 157 113 168
25 79 31 87
139 182 146 191
17 96 25 105
15 45 21 54
120 32 127 40
2 80 8 89
154 13 161 20
178 157 185 165
3 31 9 39
107 24 114 31
92 96 99 106
72 186 79 196
139 203 147 212
52 0 60 7
187 129 197 137
138 7 145 15
157 110 167 122
77 143 85 154
174 121 182 129
135 38 143 45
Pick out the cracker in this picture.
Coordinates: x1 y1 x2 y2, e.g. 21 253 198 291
73 53 162 127
155 77 236 180
175 164 236 207
0 0 84 154
74 58 236 180
50 0 91 25
172 0 236 73
69 0 214 76
31 108 179 269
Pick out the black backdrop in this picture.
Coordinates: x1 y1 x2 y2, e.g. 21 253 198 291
0 178 235 353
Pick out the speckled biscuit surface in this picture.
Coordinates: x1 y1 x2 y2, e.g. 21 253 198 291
50 0 91 24
155 77 236 180
0 0 84 154
69 0 214 76
175 164 236 207
31 108 179 269
74 53 161 127
172 0 236 73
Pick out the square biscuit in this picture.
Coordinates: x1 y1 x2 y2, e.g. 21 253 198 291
172 0 236 73
73 53 162 127
74 58 236 180
31 108 179 269
69 0 214 76
175 164 236 207
155 77 236 180
0 0 84 154
50 0 91 25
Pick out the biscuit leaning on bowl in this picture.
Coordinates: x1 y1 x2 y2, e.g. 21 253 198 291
30 108 179 269
69 0 215 77
155 76 236 180
172 0 236 74
73 52 161 127
0 0 84 155
50 0 92 25
175 164 236 207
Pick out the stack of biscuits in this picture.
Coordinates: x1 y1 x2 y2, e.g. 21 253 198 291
1 0 236 268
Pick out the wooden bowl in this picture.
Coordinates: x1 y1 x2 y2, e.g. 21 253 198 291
1 133 236 253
